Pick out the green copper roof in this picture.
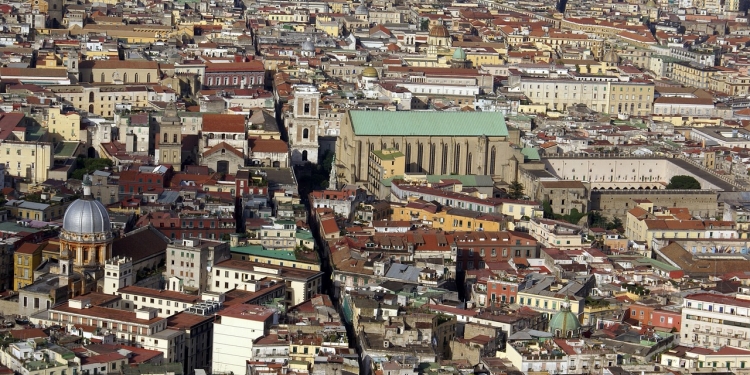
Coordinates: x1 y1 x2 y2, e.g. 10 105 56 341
230 245 297 261
349 111 508 137
521 147 541 161
371 148 404 160
452 47 467 60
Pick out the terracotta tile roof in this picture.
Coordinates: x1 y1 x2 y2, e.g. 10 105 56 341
249 138 288 153
205 61 264 73
79 60 159 70
202 141 244 158
202 114 246 133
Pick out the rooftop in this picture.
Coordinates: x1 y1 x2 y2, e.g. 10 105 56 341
348 111 509 137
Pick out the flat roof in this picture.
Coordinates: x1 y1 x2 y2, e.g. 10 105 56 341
348 111 508 137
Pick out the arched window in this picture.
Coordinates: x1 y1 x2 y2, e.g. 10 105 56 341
99 73 104 83
89 92 95 102
417 143 424 173
303 128 309 139
490 147 496 175
134 73 139 83
163 133 168 143
147 73 151 83
406 143 411 173
429 143 435 174
221 134 225 139
466 153 472 174
302 150 308 161
123 73 127 82
453 144 461 174
173 134 177 143
441 144 448 174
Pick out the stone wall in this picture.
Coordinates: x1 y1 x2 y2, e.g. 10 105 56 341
590 189 719 220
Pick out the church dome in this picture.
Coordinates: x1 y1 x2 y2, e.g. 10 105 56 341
63 182 111 235
602 49 620 64
452 47 467 60
301 39 315 52
355 2 369 15
428 25 450 38
549 298 582 337
362 66 378 78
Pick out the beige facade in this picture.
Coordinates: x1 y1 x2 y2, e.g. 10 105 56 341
671 62 720 89
79 60 160 84
47 107 82 143
335 111 521 187
50 85 155 117
512 75 654 116
2 142 53 184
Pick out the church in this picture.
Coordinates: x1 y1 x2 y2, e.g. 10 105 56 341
18 178 169 317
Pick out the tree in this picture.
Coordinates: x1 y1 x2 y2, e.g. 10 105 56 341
71 156 113 180
420 19 430 31
507 180 525 200
607 217 623 231
542 200 554 219
666 175 701 189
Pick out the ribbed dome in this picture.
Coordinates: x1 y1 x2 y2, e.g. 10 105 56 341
602 49 620 64
549 298 581 336
362 66 378 78
429 25 450 38
301 39 315 52
452 46 467 60
355 2 369 15
63 197 111 234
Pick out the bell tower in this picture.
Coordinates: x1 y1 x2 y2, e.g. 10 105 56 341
159 101 183 170
287 86 320 165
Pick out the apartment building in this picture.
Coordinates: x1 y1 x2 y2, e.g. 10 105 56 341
165 238 231 293
671 62 721 89
681 293 750 349
34 296 185 364
212 304 276 375
211 259 324 305
523 218 585 250
13 242 44 291
50 85 156 117
509 72 655 116
118 286 202 318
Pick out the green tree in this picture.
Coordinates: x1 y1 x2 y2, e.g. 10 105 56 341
561 208 586 225
666 175 701 189
71 156 113 180
420 19 430 31
607 217 623 231
507 180 525 200
542 200 554 219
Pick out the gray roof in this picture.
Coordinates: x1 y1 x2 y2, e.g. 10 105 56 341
7 200 50 211
385 264 421 283
62 197 111 234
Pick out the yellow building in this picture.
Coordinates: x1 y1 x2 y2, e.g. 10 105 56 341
6 200 67 222
625 206 738 243
367 148 405 194
49 85 155 117
3 142 54 184
13 242 44 291
79 60 160 85
516 292 584 320
315 15 341 37
390 201 506 232
672 61 721 90
47 107 82 143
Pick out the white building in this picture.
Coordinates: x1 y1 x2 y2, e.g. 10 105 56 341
212 304 277 375
681 293 750 349
103 256 134 295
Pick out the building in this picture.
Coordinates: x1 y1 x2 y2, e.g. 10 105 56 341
681 293 750 349
335 111 520 187
165 238 231 293
118 286 201 318
167 312 215 375
524 218 585 250
203 60 265 90
367 149 405 194
211 304 276 375
13 242 44 291
158 102 183 171
210 259 323 305
286 86 321 165
79 60 160 85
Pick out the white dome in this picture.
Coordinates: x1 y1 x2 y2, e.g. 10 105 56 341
355 2 369 15
62 197 111 234
301 40 315 52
